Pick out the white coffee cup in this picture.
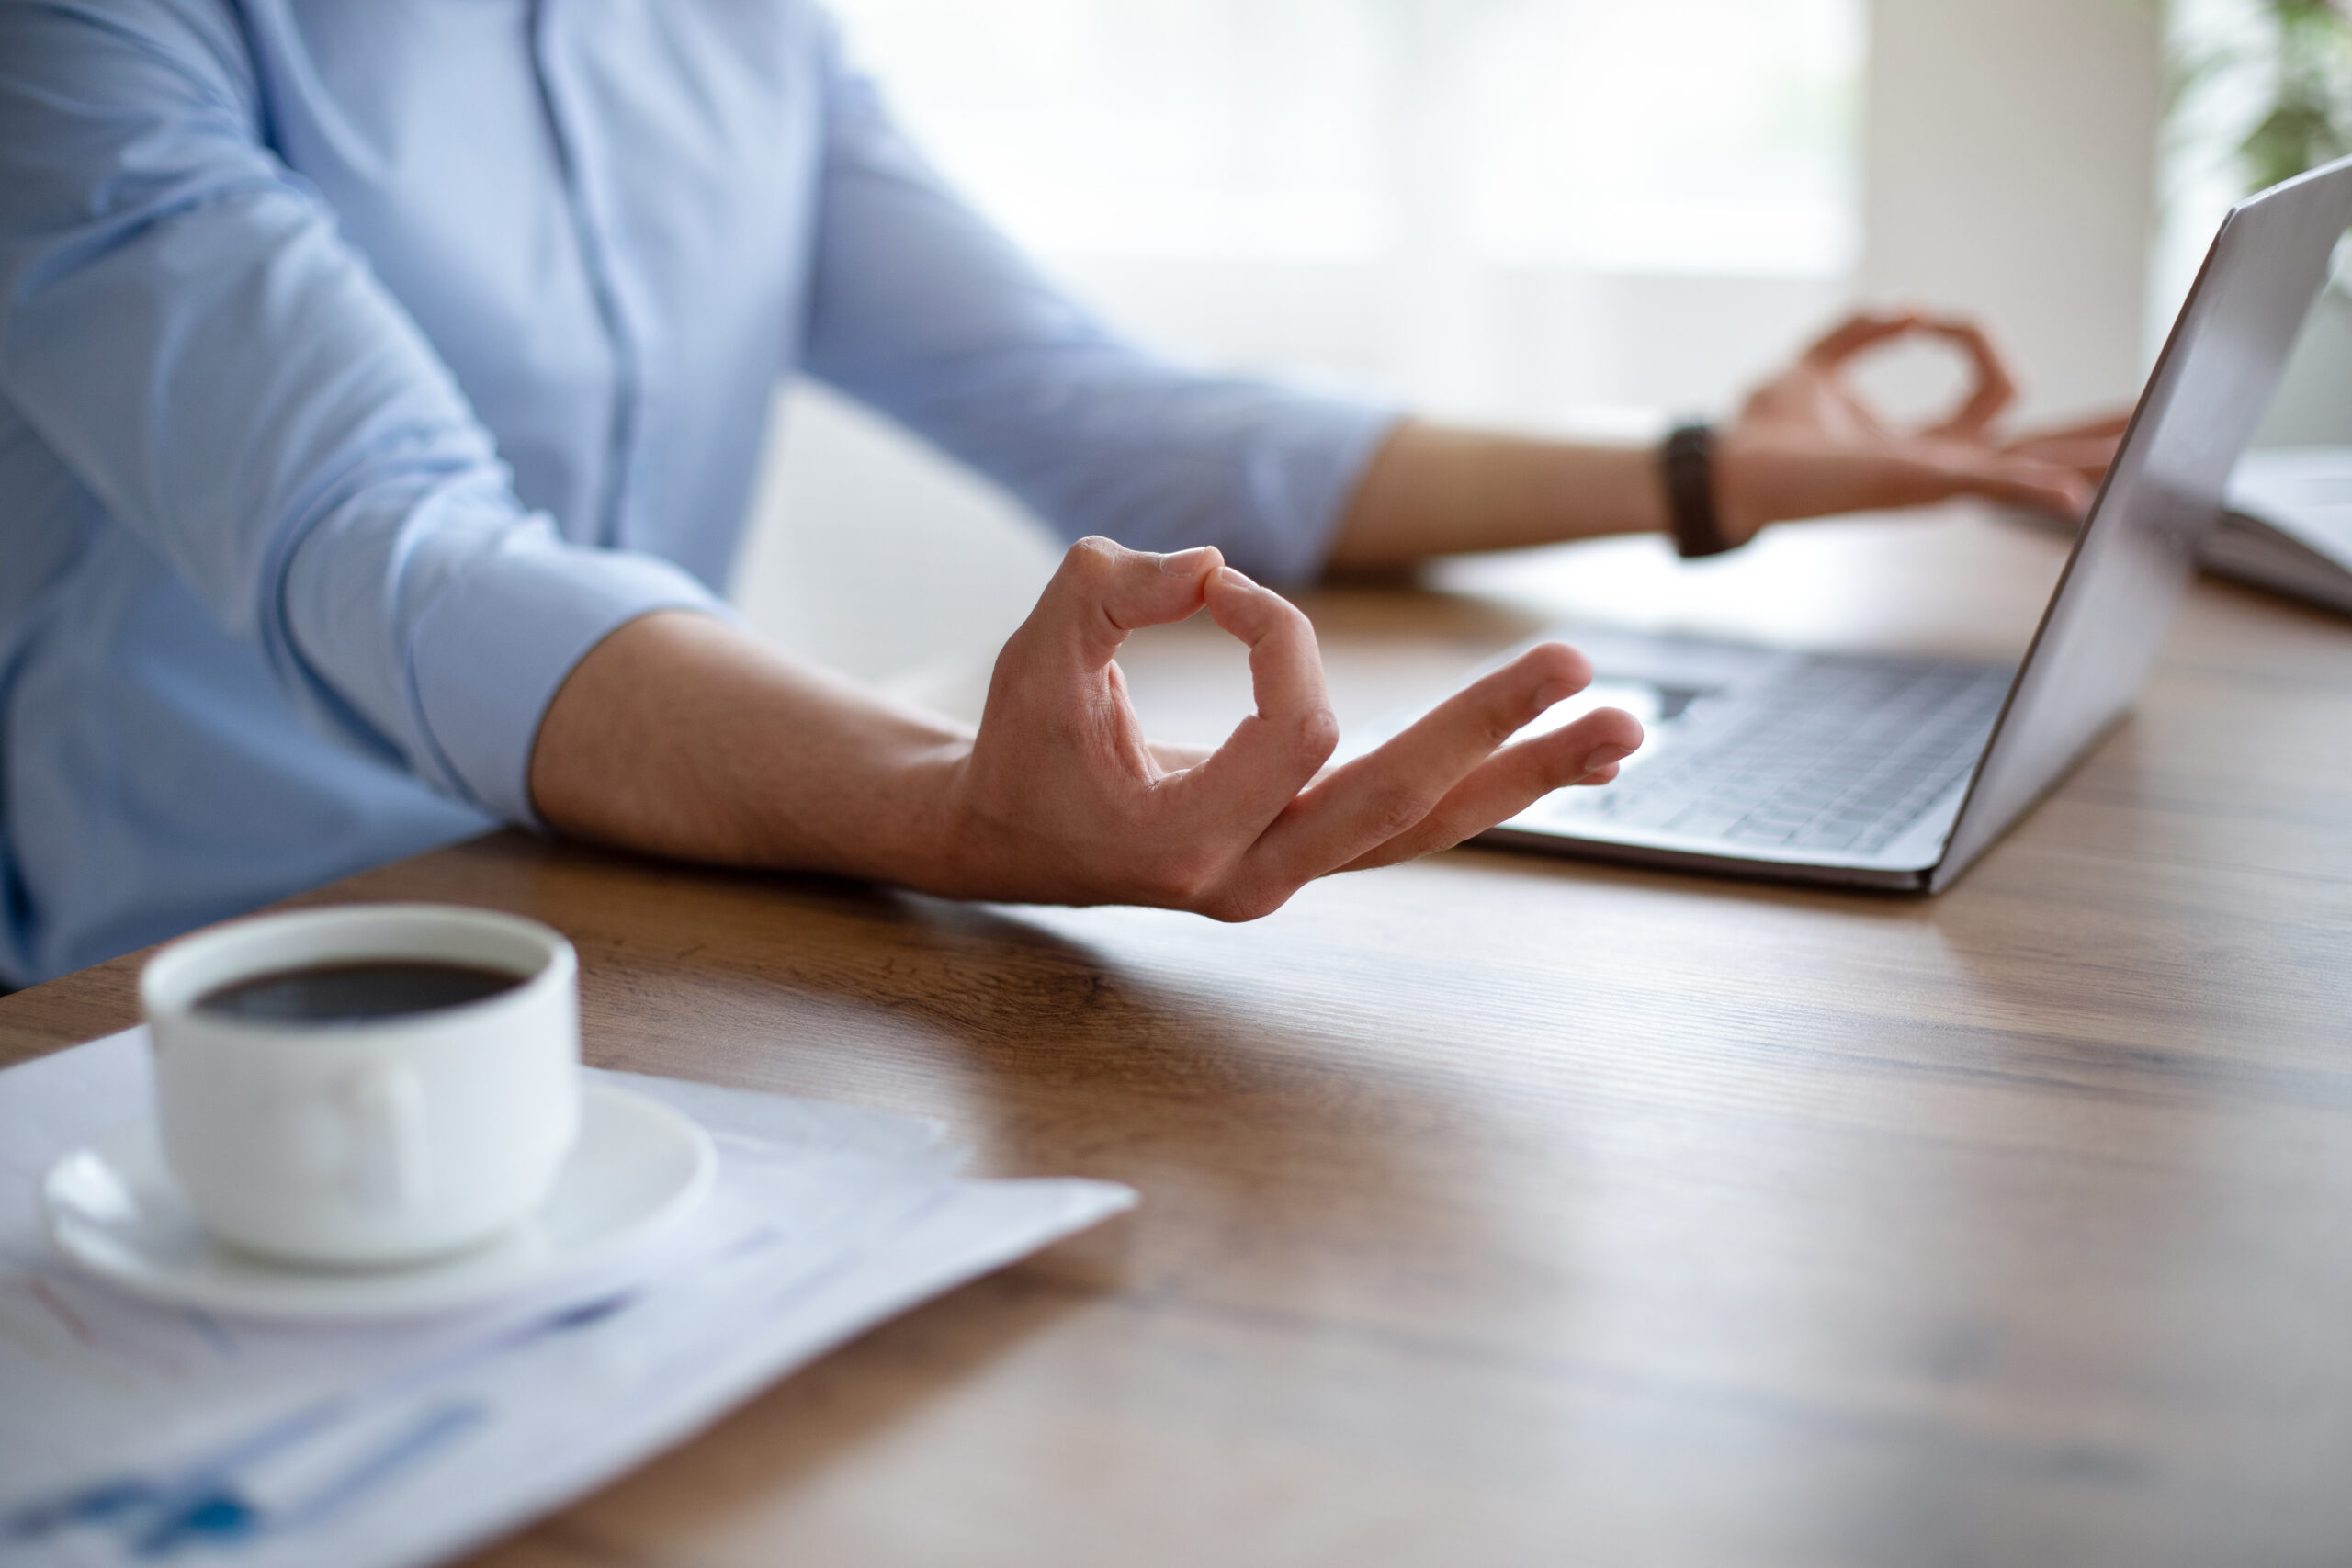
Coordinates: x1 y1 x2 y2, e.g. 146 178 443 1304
141 904 582 1269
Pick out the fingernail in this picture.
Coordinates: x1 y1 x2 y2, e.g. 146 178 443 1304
1217 566 1258 591
1582 744 1633 774
1159 547 1218 576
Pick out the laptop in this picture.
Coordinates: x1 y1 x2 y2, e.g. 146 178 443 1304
1366 155 2352 893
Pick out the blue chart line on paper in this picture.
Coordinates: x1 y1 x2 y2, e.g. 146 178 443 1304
5 1287 646 1559
30 1399 490 1561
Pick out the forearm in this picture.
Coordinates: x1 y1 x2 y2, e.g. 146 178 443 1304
1325 419 1672 570
528 610 968 883
526 539 1644 922
1323 378 2097 573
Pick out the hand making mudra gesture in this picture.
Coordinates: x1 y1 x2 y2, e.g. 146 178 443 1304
531 309 2124 920
1707 308 2127 543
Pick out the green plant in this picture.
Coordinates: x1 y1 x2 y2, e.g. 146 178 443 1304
2180 0 2352 192
2243 0 2352 186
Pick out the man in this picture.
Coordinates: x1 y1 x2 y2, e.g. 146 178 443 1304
0 0 2109 987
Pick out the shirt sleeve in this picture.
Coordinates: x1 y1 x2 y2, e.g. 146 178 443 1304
798 28 1401 586
0 0 723 826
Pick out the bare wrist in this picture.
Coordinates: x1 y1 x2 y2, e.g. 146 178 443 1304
1708 426 1771 547
882 737 988 897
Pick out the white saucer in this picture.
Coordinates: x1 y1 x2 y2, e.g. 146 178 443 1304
41 1082 716 1321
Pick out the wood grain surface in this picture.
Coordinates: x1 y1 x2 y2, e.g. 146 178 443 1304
5 510 2349 1567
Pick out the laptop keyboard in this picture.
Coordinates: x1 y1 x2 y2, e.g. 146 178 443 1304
1553 656 2012 857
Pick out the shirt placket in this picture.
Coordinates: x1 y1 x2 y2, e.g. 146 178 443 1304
526 0 641 552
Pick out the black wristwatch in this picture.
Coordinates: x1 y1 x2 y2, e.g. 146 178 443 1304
1661 422 1735 558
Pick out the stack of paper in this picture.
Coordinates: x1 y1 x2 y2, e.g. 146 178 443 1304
0 1030 1133 1568
2215 446 2352 616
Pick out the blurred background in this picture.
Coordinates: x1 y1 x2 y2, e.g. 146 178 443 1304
731 0 2351 685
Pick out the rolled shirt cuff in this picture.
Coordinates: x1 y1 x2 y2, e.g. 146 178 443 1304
406 540 727 826
1232 397 1403 586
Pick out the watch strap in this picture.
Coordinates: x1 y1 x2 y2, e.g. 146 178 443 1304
1662 423 1733 559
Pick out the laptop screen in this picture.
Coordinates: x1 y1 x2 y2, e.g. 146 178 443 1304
1934 156 2352 890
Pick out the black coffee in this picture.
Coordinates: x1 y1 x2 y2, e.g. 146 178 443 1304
195 960 526 1023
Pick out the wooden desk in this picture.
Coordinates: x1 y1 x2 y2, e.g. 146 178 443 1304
6 512 2351 1566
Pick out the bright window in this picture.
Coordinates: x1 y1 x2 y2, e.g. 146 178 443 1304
1460 0 1861 274
830 0 1863 276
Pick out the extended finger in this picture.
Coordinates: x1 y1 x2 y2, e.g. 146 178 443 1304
2003 434 2122 478
2005 410 2131 478
1898 443 2092 518
1335 707 1645 873
1019 536 1223 674
1162 567 1339 838
2013 410 2132 444
1238 641 1600 888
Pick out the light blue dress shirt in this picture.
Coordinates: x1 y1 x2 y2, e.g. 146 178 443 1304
0 0 1396 986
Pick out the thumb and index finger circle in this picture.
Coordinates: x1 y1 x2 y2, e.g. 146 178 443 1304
1159 565 1340 843
1023 536 1224 673
1801 309 2022 440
